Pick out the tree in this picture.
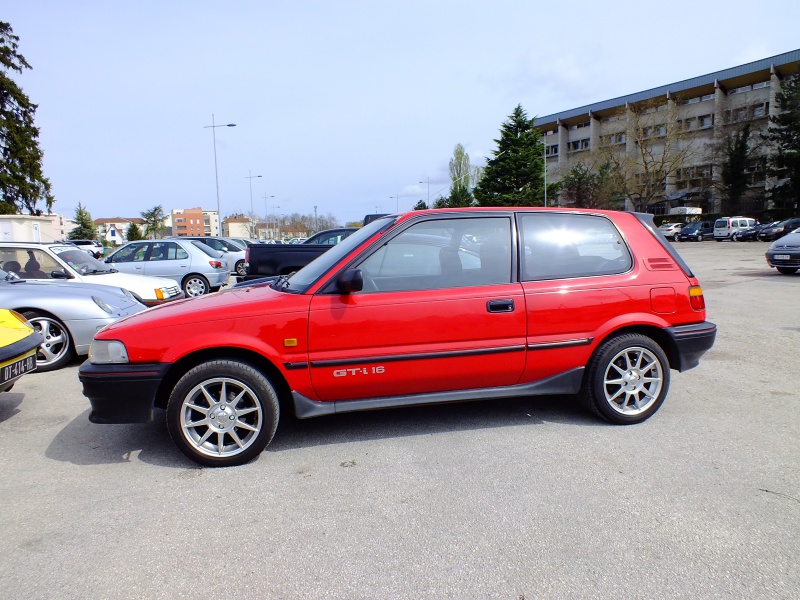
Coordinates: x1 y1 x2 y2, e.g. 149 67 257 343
764 75 800 209
473 105 544 207
68 203 97 239
412 200 428 210
0 22 53 215
447 143 478 207
559 161 623 209
597 99 695 211
719 123 751 215
141 205 166 239
126 222 144 241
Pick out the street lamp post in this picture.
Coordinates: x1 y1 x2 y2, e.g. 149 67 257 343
419 177 430 206
204 114 236 234
245 171 262 237
537 139 548 207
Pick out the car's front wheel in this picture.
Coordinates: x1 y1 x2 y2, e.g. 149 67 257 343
697 234 704 242
581 334 670 424
166 360 280 467
22 311 74 372
776 267 798 275
182 274 210 297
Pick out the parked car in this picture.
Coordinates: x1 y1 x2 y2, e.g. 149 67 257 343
104 239 230 297
657 222 684 240
0 270 146 371
225 237 259 249
0 242 183 307
174 236 248 277
676 220 714 242
68 239 105 258
731 221 778 242
0 308 41 392
713 217 757 241
757 217 800 242
81 208 716 467
765 230 800 275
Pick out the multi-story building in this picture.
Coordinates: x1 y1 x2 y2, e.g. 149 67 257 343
171 208 212 236
537 49 799 217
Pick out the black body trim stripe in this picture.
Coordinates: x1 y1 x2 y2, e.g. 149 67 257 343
527 338 593 350
283 362 309 370
309 345 526 368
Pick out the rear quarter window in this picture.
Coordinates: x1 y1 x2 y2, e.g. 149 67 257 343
519 213 632 281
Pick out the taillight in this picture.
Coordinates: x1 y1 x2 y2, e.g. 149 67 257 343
209 260 224 269
689 286 705 310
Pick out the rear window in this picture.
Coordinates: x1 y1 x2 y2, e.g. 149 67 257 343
714 219 729 228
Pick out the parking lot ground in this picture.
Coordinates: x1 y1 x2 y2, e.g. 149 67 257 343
0 240 798 599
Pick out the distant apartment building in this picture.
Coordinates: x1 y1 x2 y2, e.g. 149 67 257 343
170 208 220 236
537 49 799 216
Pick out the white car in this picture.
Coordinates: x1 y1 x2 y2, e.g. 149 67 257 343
0 242 184 306
657 222 684 240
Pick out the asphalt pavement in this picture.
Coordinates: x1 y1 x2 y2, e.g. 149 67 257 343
0 240 798 599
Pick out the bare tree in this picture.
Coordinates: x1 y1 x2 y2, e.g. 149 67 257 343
597 98 696 211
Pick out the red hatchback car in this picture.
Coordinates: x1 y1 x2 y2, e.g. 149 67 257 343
80 209 716 467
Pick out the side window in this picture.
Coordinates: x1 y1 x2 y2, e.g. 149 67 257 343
357 217 512 292
175 244 189 259
148 242 175 261
23 250 59 279
519 213 631 281
113 243 148 263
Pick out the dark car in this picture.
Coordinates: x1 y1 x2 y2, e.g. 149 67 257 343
765 231 800 274
757 217 800 242
676 220 714 242
732 221 777 242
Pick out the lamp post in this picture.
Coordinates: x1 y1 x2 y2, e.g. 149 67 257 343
537 139 548 207
419 177 430 206
245 171 262 237
204 115 236 234
390 194 400 212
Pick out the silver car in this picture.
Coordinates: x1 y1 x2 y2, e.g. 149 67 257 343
0 270 146 371
174 236 248 277
105 239 230 297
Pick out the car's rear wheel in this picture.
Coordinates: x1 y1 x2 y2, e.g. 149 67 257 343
235 260 247 276
166 360 280 467
776 267 798 275
182 274 210 297
581 334 670 424
697 234 704 242
21 311 74 372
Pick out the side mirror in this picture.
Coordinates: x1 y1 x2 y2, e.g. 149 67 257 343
50 269 72 280
336 269 363 294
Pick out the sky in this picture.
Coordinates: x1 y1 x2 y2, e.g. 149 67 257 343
6 1 800 227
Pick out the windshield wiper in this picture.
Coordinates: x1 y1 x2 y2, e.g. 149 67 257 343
271 274 291 290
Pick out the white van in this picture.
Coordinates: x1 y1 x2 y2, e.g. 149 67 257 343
714 216 757 241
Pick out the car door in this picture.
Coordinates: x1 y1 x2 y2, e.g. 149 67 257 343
307 215 526 402
142 241 191 282
105 242 149 275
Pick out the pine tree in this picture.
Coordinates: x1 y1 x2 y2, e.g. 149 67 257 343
68 203 97 239
720 123 751 215
126 222 144 241
473 105 544 207
0 21 53 214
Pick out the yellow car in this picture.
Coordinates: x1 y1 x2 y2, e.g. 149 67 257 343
0 309 42 392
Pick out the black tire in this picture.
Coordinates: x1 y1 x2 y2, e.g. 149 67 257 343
182 274 210 297
715 238 722 242
580 334 670 425
776 267 798 275
235 260 247 276
21 310 74 372
166 360 280 467
697 234 704 242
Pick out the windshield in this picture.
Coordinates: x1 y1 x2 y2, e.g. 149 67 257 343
284 216 397 292
51 245 112 274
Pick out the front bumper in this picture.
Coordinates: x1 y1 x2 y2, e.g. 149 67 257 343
665 322 717 371
79 361 171 423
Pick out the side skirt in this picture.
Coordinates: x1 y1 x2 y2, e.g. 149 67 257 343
292 367 585 419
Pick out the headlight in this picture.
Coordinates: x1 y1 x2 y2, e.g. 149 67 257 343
92 296 114 315
89 340 129 364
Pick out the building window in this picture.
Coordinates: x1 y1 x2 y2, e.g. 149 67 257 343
546 144 559 156
752 81 771 90
751 103 767 118
698 115 713 128
701 93 715 101
569 139 590 152
729 85 752 95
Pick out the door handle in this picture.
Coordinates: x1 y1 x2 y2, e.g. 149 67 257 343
486 299 514 313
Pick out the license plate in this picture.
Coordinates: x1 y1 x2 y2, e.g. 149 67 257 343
0 352 37 384
773 255 791 260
